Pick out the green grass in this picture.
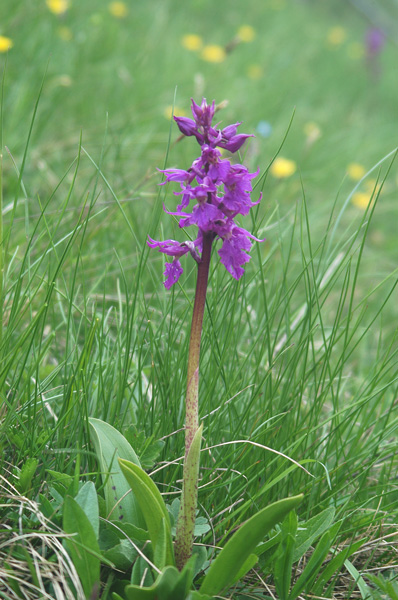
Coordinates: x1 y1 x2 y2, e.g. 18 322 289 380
1 0 398 598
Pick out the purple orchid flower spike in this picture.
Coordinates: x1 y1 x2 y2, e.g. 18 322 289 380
149 97 262 288
147 99 263 571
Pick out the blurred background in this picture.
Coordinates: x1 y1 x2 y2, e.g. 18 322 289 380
1 0 397 279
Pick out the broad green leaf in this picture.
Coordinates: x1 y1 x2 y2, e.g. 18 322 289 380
119 458 175 567
131 555 154 586
63 495 100 598
111 521 149 542
229 553 258 588
122 565 182 600
288 530 332 599
154 517 168 571
122 558 196 600
103 539 137 571
75 481 99 537
199 494 303 597
293 506 336 562
171 556 197 598
192 545 208 577
88 417 145 528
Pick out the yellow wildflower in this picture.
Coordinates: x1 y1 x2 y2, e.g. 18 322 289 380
351 191 372 210
237 25 255 42
46 0 69 15
270 157 297 179
347 163 366 181
57 26 73 41
327 26 346 46
108 2 128 18
0 36 13 52
247 64 263 79
181 34 203 51
201 45 226 63
163 105 187 120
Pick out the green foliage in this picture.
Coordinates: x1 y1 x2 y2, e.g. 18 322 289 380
62 495 101 598
124 423 165 469
89 417 145 528
118 457 175 568
293 506 335 561
75 481 100 537
199 495 303 597
15 457 38 494
113 558 200 600
266 509 366 599
367 573 398 600
1 2 398 598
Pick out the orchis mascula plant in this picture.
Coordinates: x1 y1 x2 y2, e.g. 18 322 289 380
88 100 302 600
148 98 262 569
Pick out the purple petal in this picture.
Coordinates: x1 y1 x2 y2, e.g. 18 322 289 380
173 116 197 137
218 237 251 279
191 98 215 128
158 168 192 184
147 236 190 257
164 260 183 289
218 133 254 153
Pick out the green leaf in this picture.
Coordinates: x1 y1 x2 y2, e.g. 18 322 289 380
344 559 372 599
187 592 212 600
367 573 393 597
199 494 303 597
18 458 38 494
119 458 175 567
123 566 179 600
88 417 145 528
75 481 99 537
124 424 166 470
230 553 258 588
140 439 165 470
288 530 332 599
293 506 336 562
192 545 208 577
131 555 154 586
274 510 298 600
103 539 137 571
274 532 296 600
312 538 364 596
123 557 196 600
193 516 211 536
46 469 74 488
111 521 149 542
153 517 168 571
63 495 100 598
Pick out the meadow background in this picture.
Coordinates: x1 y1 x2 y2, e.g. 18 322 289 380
1 0 398 598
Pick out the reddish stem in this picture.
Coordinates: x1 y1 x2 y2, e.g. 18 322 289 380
184 231 213 457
